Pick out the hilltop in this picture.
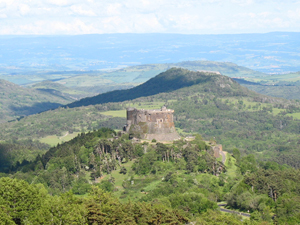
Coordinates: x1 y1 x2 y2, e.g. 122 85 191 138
0 60 266 87
66 67 257 108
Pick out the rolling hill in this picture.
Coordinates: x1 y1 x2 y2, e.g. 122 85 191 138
28 80 92 100
1 68 300 168
66 66 259 108
0 79 76 123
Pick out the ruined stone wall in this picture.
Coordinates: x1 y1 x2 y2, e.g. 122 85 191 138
212 145 223 158
125 107 180 141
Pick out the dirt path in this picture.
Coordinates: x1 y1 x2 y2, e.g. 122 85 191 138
220 151 226 164
218 204 250 217
60 131 69 139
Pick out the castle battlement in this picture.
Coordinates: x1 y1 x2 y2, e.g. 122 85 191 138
124 106 180 141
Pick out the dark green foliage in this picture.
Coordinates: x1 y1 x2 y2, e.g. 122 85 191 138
132 149 158 175
120 166 127 174
86 187 189 225
239 154 258 174
0 139 49 172
0 177 45 224
169 192 218 214
0 177 190 224
232 148 241 163
97 180 114 192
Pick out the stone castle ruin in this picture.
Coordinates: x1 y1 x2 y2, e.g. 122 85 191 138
124 106 180 141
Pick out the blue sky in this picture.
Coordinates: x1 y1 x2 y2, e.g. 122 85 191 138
0 0 299 35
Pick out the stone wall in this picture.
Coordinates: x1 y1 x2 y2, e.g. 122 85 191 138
124 106 180 141
212 145 223 158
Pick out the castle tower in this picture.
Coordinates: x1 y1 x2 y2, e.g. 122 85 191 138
124 106 180 141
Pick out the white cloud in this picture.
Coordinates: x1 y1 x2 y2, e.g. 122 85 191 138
288 8 300 20
47 0 72 7
231 0 254 6
0 0 299 34
18 4 30 16
106 3 123 16
70 5 96 16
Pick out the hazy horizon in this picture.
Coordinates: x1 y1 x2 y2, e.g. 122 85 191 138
0 0 299 35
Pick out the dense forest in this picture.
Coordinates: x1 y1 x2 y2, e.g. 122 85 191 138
2 128 300 224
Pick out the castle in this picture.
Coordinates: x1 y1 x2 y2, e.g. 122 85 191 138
124 106 180 141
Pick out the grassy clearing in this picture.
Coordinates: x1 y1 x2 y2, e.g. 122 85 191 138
225 155 238 178
101 161 134 195
176 127 192 136
126 101 165 109
220 210 250 221
101 110 126 118
99 159 166 202
287 112 300 119
39 132 81 146
272 108 285 115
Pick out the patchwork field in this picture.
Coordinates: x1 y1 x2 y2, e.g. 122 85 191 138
39 132 81 146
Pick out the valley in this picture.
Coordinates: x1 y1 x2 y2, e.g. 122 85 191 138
1 0 300 221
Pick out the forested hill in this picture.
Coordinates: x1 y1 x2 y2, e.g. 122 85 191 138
0 79 75 123
67 68 254 108
2 67 300 169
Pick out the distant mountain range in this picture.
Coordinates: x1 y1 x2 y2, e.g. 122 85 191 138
1 60 300 124
1 32 300 79
0 60 266 86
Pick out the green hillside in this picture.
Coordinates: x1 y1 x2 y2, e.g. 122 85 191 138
1 68 300 169
0 79 77 123
233 71 300 100
54 61 265 91
28 80 92 99
242 84 300 100
3 128 300 224
66 68 251 108
2 68 300 223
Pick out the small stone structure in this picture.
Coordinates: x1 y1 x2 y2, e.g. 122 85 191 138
212 144 223 158
124 106 180 141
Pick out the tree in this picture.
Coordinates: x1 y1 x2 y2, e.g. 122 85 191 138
232 148 241 164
